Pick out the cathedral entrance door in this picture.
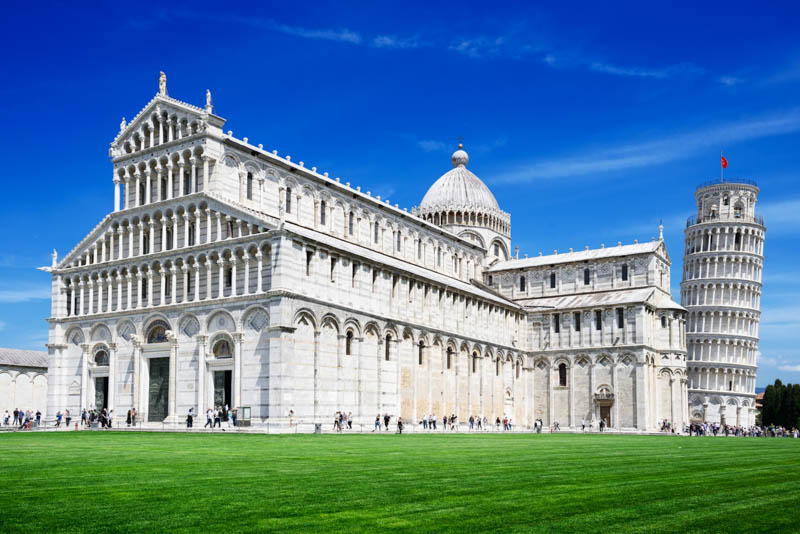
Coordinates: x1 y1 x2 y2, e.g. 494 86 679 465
600 406 611 428
148 357 169 422
94 377 108 411
214 370 232 410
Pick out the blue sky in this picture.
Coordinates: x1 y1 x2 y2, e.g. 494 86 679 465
1 2 798 386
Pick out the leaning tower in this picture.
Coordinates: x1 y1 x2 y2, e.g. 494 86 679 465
681 178 765 428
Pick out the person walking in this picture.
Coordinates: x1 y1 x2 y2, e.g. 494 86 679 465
397 417 404 434
383 413 390 431
205 409 213 428
4 410 10 426
469 415 474 430
373 414 380 432
347 412 353 430
126 409 132 427
187 407 194 428
213 407 221 428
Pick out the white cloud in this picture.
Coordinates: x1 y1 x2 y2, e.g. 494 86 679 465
0 286 51 303
758 198 800 236
371 35 421 49
417 139 447 152
719 75 744 86
449 36 509 59
493 108 800 182
589 61 704 79
778 365 800 372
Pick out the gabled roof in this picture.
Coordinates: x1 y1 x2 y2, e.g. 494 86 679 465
0 348 48 369
489 241 666 272
111 93 211 146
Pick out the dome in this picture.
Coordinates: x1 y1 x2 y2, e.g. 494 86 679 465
418 145 501 212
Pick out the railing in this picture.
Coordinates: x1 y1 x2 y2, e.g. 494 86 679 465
686 214 765 228
696 178 758 191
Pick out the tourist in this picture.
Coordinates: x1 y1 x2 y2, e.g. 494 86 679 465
126 409 132 427
347 412 353 430
477 416 483 430
214 407 221 428
205 409 213 428
131 408 136 426
581 419 586 433
384 413 390 431
55 411 62 427
373 414 380 432
397 417 404 434
288 409 295 427
422 415 428 430
334 412 341 432
495 417 501 430
227 408 235 429
65 409 71 427
13 408 19 426
508 417 513 431
35 410 41 426
187 407 194 428
469 415 474 430
3 410 9 426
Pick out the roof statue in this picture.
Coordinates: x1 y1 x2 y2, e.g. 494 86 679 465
120 117 126 131
51 249 58 268
159 71 167 96
206 89 213 112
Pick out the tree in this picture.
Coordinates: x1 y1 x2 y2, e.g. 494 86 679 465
762 384 776 426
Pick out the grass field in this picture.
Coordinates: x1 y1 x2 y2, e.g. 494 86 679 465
0 432 798 533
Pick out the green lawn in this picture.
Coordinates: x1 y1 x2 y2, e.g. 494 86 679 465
0 432 798 533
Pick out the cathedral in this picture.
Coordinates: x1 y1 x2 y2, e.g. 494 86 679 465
43 77 698 431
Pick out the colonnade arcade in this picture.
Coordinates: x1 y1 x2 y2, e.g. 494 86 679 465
681 281 761 309
118 107 205 156
687 337 758 366
685 225 764 255
688 366 757 395
417 208 511 236
683 255 762 282
61 243 271 317
689 394 753 426
115 148 215 212
65 200 265 269
686 310 760 337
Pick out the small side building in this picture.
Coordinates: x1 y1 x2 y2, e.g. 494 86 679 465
0 348 49 415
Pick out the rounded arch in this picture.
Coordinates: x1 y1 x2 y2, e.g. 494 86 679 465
363 320 381 338
92 344 110 366
177 313 202 339
65 326 85 346
342 318 362 337
209 332 234 359
242 306 269 333
90 323 112 343
293 308 318 330
320 313 341 334
145 319 171 344
207 309 236 333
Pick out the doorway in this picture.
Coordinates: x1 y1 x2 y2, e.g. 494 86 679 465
600 406 611 428
148 357 169 422
214 370 232 410
94 376 108 411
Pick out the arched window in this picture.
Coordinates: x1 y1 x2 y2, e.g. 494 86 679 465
143 234 150 255
139 182 146 205
733 202 743 219
166 228 173 250
516 361 521 379
417 240 422 259
285 187 292 213
213 338 232 358
472 353 478 373
374 222 380 244
94 350 109 366
621 264 628 281
348 212 354 235
146 321 170 344
519 275 526 292
320 200 326 225
396 231 402 252
661 316 667 328
246 172 253 200
345 331 353 356
418 341 424 365
188 225 195 246
385 334 392 361
558 363 567 387
550 272 556 289
584 268 590 285
447 348 453 369
496 358 501 376
161 178 167 200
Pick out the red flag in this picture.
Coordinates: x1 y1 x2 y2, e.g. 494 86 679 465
721 155 728 169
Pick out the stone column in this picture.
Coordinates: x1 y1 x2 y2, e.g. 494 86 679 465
215 213 222 242
167 163 174 200
108 342 117 415
115 273 121 311
206 209 213 243
195 210 201 246
178 162 186 196
124 178 131 209
197 335 207 416
193 265 201 302
167 333 178 422
569 362 575 428
206 261 213 300
190 158 197 194
243 255 250 296
80 343 90 410
134 273 142 310
172 216 178 250
202 156 210 192
167 119 174 143
114 177 121 212
88 280 95 315
145 170 152 205
233 332 243 409
134 173 141 208
182 265 189 303
147 272 154 308
183 214 190 248
170 266 177 304
71 278 77 316
217 260 225 299
148 221 155 254
256 251 263 293
116 227 123 260
106 276 113 312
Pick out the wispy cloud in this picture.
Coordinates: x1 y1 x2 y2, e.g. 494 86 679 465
719 75 744 86
372 35 422 50
493 108 800 183
0 286 51 303
417 140 448 152
590 61 704 79
449 36 510 59
779 364 800 372
758 198 800 236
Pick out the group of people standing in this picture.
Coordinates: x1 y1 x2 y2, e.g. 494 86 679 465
203 406 237 429
3 408 42 429
333 411 353 431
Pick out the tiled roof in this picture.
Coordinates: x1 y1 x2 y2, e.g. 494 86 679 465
0 348 48 368
489 241 661 272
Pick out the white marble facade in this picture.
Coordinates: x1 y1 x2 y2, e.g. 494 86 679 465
44 79 690 431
